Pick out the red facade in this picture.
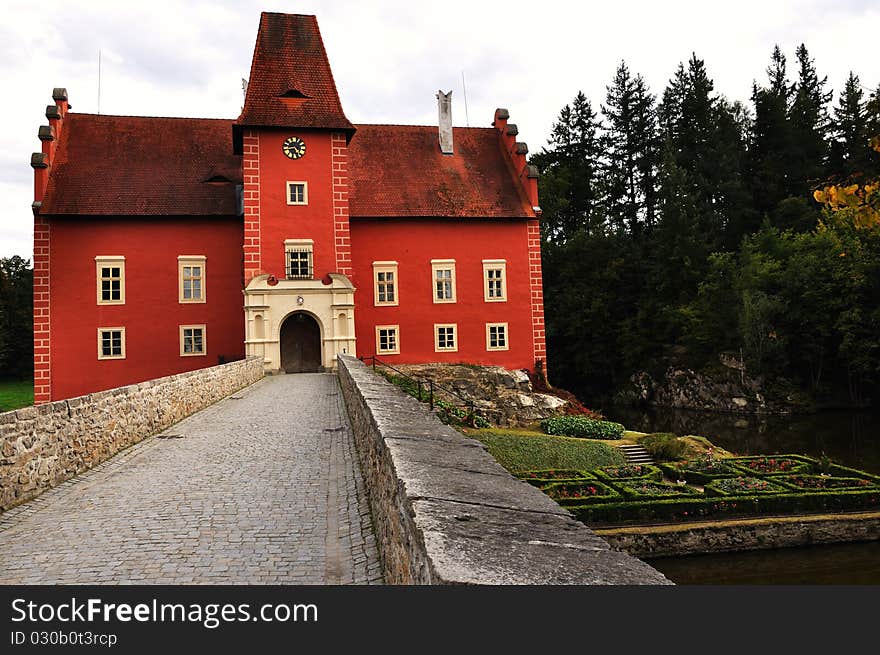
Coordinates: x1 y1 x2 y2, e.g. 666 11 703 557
30 12 546 403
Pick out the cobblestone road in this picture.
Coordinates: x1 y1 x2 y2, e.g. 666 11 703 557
0 374 382 584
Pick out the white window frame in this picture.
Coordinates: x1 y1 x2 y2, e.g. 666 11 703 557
373 261 399 307
180 324 207 357
97 327 126 360
483 259 508 302
286 181 308 205
434 323 458 353
95 256 125 305
178 255 206 304
376 324 400 355
285 239 314 280
486 322 509 351
431 259 456 304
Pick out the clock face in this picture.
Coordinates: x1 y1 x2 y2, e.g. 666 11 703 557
282 136 306 160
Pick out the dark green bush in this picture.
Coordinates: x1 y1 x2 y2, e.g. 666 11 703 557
540 416 625 439
639 433 688 461
516 469 594 487
775 475 878 492
728 455 814 476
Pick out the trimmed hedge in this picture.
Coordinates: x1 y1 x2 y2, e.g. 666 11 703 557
569 488 880 525
594 463 663 482
542 480 621 506
540 416 625 440
516 469 594 481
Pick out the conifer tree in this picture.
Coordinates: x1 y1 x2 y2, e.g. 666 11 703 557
789 44 832 193
749 45 796 217
831 73 870 177
600 62 660 237
530 92 603 242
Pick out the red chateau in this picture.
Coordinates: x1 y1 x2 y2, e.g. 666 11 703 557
29 12 545 404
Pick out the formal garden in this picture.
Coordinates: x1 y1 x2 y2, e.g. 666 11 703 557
466 415 880 527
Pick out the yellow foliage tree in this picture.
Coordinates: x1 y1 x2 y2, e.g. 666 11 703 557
813 137 880 228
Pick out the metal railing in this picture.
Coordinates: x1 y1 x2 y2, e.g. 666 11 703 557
359 355 484 427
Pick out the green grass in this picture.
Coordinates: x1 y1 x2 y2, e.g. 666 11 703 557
0 380 33 412
465 427 626 473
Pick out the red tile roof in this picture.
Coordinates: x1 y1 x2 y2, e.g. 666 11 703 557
41 114 241 215
347 125 535 218
236 13 353 133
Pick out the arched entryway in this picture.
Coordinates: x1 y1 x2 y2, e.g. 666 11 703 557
280 312 322 373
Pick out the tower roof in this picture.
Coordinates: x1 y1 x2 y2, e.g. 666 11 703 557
235 12 354 139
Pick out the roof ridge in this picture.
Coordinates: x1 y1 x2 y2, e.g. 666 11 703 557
355 123 493 130
69 112 234 122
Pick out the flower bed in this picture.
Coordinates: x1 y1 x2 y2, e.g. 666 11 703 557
594 463 663 482
616 481 702 498
729 456 813 476
778 475 878 492
659 458 738 485
705 476 789 496
543 480 621 506
517 469 594 488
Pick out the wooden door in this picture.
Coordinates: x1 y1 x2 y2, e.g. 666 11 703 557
280 313 322 373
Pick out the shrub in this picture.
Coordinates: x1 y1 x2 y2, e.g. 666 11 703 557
540 416 625 440
516 469 594 483
639 433 688 461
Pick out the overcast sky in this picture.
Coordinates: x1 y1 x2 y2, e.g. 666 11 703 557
1 0 877 259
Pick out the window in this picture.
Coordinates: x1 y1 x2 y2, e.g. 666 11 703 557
486 322 509 351
97 327 125 360
431 260 456 303
434 324 458 352
286 181 308 205
95 256 125 305
178 256 206 303
373 261 399 306
483 260 507 302
180 325 206 356
376 325 400 355
285 239 314 280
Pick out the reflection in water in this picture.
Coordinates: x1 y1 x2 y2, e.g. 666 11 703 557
604 405 880 583
648 542 880 585
606 405 880 475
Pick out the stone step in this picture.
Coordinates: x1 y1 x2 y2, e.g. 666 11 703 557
617 444 654 464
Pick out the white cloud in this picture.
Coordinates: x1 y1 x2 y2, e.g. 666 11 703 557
1 0 877 258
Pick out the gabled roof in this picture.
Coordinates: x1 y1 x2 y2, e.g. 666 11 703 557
347 125 535 218
40 114 241 215
236 12 353 134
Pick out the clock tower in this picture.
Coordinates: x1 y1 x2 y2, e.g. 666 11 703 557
234 12 357 373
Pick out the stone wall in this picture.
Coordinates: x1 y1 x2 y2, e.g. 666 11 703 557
597 513 880 558
336 354 670 585
0 357 264 511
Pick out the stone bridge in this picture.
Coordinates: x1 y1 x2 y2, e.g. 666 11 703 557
0 356 668 585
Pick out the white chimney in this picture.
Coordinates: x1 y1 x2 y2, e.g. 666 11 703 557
436 90 453 155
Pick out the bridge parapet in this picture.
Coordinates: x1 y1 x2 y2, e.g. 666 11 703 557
336 354 671 585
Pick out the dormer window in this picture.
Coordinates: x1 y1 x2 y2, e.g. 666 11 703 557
279 89 309 98
287 181 308 205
